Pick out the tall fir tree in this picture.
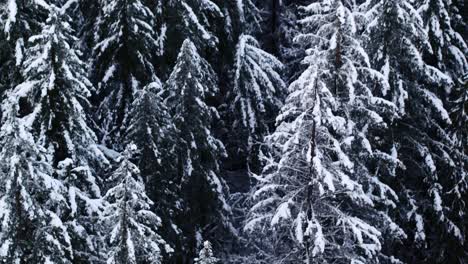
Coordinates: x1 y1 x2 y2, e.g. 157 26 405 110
92 0 163 147
11 3 110 262
418 0 468 80
0 104 73 263
226 34 285 171
101 144 171 264
246 1 405 263
123 81 182 259
159 0 223 75
0 0 46 103
165 39 231 261
362 0 467 262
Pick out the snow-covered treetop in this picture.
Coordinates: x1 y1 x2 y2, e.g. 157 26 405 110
102 144 171 264
227 34 285 159
92 0 164 148
166 39 219 100
166 0 222 50
362 0 452 114
94 0 162 83
7 2 103 163
6 2 110 220
194 241 218 264
165 37 226 188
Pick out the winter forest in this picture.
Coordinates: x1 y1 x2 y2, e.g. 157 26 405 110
0 0 467 263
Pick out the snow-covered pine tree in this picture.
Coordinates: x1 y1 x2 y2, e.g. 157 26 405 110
165 39 231 260
226 34 285 171
92 0 162 148
194 241 219 264
362 0 467 262
102 144 171 264
13 3 109 262
246 1 405 263
0 104 73 263
123 81 182 258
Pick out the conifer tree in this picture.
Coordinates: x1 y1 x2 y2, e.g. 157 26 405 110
363 0 467 262
194 241 219 264
0 0 46 100
219 0 261 42
226 34 285 170
92 0 162 147
165 39 231 259
102 144 171 264
159 0 223 73
246 1 405 263
12 3 109 261
0 106 73 263
419 0 467 80
124 81 182 257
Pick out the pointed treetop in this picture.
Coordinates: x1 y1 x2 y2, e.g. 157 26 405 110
194 241 218 264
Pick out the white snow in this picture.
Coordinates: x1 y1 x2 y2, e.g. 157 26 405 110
4 0 17 38
271 200 292 226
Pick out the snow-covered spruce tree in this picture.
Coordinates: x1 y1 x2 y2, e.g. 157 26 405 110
220 4 286 256
92 0 162 147
226 34 285 171
123 81 182 258
450 76 467 155
13 3 110 262
0 106 72 263
363 0 467 262
246 1 405 263
418 0 468 80
0 0 46 100
159 0 223 75
101 144 171 264
210 0 262 80
165 39 231 260
194 241 219 264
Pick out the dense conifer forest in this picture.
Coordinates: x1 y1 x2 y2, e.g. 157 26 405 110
0 0 466 263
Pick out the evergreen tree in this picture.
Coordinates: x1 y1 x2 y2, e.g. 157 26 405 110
450 76 467 155
363 0 467 262
219 0 261 42
194 241 219 264
165 39 231 259
92 0 162 147
124 81 182 258
159 0 223 74
246 1 404 263
102 144 171 264
13 3 109 262
0 0 46 100
226 34 285 170
0 105 73 263
419 0 468 80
